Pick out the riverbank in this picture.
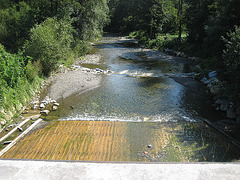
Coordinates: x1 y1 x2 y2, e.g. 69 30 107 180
46 54 103 101
1 35 240 162
0 53 103 135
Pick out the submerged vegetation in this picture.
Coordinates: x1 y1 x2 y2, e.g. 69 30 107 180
2 121 238 162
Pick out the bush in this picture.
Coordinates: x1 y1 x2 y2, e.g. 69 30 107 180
0 2 32 52
73 39 91 57
223 26 240 73
0 43 41 118
222 26 240 99
0 44 26 88
24 18 74 76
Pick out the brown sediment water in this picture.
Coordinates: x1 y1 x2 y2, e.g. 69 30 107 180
2 120 240 162
1 121 181 161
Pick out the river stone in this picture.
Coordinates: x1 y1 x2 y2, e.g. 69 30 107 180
52 105 58 111
53 103 60 107
0 119 6 126
208 71 217 78
31 105 39 110
17 127 23 132
209 85 220 95
41 100 48 105
96 68 103 72
40 110 50 115
226 107 236 119
3 141 12 145
236 105 240 116
220 100 229 112
51 100 57 103
40 103 45 109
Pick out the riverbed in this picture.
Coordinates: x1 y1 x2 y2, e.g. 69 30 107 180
2 34 240 162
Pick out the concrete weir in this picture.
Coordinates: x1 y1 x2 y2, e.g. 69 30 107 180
0 160 240 180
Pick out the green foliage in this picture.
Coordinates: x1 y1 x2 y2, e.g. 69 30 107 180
24 18 74 75
0 43 41 119
222 26 240 99
0 44 27 88
107 0 184 37
0 2 32 52
73 0 109 41
223 26 240 71
73 40 91 57
0 0 110 123
25 60 42 82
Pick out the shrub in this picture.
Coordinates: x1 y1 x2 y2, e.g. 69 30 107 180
25 60 42 82
24 18 74 76
73 39 91 57
0 2 32 52
222 26 240 99
0 43 42 119
0 44 26 88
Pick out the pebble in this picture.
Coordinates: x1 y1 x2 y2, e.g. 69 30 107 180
0 120 6 126
53 103 60 107
52 105 58 111
40 110 50 115
3 141 12 145
39 103 45 109
31 105 39 110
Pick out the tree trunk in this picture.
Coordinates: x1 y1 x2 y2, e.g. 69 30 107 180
178 0 183 41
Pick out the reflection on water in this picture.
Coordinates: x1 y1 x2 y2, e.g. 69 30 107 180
54 36 222 122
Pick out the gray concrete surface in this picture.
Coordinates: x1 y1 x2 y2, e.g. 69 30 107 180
0 160 240 180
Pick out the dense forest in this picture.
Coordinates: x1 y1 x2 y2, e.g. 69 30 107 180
0 0 240 123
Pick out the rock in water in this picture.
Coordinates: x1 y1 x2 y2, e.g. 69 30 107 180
208 71 217 78
0 120 6 126
3 141 12 145
40 103 45 109
53 103 60 107
40 110 50 115
52 105 58 111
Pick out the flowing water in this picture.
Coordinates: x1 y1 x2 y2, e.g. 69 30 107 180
3 35 240 162
55 36 223 122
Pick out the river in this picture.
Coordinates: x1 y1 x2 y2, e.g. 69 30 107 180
50 34 239 162
3 34 240 162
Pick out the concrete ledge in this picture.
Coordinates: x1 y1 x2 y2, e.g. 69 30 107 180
0 159 240 180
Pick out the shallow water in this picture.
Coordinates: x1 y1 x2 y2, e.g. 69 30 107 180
11 34 239 162
53 35 223 123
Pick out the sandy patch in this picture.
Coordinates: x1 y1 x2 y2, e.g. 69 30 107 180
46 55 102 101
